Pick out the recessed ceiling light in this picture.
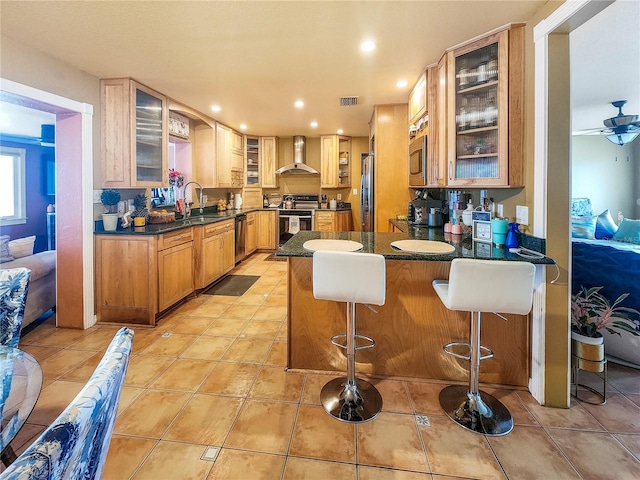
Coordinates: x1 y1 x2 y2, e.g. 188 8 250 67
240 124 247 130
397 80 408 88
310 121 318 128
337 129 344 134
211 105 221 112
361 40 375 52
295 100 304 108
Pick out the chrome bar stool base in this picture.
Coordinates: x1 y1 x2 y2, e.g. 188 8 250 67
321 377 383 423
439 385 514 436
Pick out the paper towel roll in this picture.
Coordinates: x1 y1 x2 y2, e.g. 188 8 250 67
288 216 300 234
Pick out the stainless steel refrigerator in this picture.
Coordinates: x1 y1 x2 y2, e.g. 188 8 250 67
360 153 374 232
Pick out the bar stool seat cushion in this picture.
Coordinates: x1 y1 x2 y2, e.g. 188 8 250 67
313 251 385 305
432 259 535 315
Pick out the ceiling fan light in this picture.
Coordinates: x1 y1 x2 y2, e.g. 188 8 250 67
606 132 639 146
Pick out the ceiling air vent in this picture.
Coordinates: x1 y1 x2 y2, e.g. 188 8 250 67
339 96 359 106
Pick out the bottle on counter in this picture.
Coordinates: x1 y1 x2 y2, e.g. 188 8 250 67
407 202 415 222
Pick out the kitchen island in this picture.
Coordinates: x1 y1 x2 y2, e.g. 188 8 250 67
277 230 553 387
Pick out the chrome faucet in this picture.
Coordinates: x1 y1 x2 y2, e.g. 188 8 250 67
182 181 204 217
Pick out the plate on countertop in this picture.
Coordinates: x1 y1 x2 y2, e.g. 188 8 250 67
390 239 455 254
303 239 364 252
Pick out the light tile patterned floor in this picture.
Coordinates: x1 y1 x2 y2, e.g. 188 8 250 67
6 252 640 479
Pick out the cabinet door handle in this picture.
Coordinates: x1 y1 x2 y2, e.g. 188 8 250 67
448 161 453 180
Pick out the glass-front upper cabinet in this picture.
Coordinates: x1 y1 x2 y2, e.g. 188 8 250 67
135 87 165 184
446 26 524 187
245 136 260 186
101 78 168 188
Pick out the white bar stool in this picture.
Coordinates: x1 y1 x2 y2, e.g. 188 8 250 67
312 250 386 422
433 258 535 436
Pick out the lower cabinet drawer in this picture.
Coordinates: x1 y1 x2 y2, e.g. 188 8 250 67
204 219 234 238
315 221 334 232
158 228 194 250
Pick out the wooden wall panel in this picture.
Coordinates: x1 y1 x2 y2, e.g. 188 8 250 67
288 257 530 386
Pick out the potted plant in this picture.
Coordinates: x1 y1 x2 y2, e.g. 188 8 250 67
100 189 121 231
571 285 639 372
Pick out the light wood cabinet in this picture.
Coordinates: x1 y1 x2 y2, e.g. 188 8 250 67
314 210 335 232
257 210 277 250
260 136 279 188
95 228 194 326
246 212 257 255
431 56 448 187
242 187 263 209
158 240 194 311
101 78 168 188
216 123 244 188
369 104 410 232
193 121 217 187
221 229 236 274
314 210 353 232
95 235 158 325
446 25 524 187
194 219 235 289
337 210 352 231
320 135 351 188
408 71 427 125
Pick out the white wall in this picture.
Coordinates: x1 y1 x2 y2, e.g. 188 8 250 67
571 135 639 219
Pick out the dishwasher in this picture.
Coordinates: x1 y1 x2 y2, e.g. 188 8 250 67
235 213 247 264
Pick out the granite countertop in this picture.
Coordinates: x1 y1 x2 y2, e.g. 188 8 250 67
95 205 353 235
276 226 554 264
94 208 259 235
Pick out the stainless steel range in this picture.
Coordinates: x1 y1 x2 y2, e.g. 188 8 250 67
278 194 318 246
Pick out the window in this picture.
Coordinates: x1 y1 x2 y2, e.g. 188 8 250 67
0 146 27 226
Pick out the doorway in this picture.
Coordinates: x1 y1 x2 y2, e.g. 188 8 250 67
532 0 618 407
1 79 94 329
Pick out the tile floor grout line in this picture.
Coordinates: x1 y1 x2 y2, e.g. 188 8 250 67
483 434 511 480
539 425 587 479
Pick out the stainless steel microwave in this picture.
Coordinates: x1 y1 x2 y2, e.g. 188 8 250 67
409 134 427 187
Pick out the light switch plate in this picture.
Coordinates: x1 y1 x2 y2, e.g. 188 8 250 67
93 189 103 203
497 203 504 218
516 205 529 225
352 188 357 195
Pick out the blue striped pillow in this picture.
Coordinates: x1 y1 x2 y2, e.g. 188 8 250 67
571 215 596 239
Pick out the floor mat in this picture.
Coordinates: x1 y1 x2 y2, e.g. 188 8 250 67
264 253 287 262
203 275 260 296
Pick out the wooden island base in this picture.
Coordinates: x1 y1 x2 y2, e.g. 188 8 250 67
287 257 530 387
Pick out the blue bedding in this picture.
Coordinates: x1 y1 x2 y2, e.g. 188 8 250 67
572 240 640 322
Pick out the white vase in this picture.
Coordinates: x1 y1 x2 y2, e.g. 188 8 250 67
571 330 604 346
102 213 119 231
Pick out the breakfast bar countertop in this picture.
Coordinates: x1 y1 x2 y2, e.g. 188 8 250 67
276 229 554 264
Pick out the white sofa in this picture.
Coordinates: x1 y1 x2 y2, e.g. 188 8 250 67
1 250 56 329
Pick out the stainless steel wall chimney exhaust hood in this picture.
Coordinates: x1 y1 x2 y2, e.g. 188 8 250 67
275 135 319 175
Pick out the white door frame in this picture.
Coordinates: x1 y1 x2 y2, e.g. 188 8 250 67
531 0 613 404
1 78 95 329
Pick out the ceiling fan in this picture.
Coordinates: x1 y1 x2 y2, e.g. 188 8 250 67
582 100 640 145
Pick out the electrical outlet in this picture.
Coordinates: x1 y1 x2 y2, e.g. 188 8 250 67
516 205 529 225
497 203 504 217
93 189 103 203
337 193 342 200
353 188 357 195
